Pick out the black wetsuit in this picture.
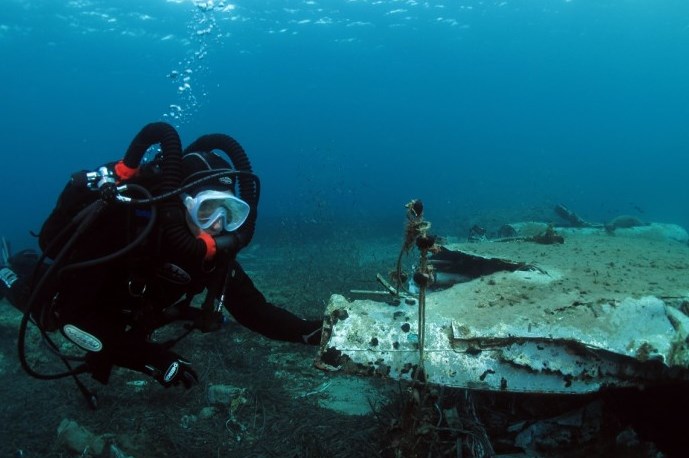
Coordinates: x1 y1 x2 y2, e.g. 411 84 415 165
1 205 321 386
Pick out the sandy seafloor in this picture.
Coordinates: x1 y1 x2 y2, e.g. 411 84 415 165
0 226 401 458
436 228 689 334
1 220 689 457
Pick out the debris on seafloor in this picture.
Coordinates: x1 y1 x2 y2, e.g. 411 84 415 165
317 222 689 392
527 223 564 245
315 201 689 456
56 418 136 457
57 418 138 458
554 203 596 228
468 224 488 242
604 214 648 234
57 418 106 456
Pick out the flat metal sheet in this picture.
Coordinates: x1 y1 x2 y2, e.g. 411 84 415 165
316 224 689 393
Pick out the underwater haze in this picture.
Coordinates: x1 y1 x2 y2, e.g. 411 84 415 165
1 0 688 250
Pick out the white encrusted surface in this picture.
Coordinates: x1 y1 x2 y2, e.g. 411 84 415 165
319 229 689 393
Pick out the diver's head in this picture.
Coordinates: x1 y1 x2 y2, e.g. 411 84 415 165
181 151 250 236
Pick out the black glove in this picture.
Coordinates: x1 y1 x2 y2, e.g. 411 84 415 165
0 250 38 303
301 320 323 346
144 348 199 389
0 266 20 303
0 267 17 292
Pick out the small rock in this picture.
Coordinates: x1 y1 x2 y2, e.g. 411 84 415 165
207 384 245 405
57 418 105 456
199 406 218 419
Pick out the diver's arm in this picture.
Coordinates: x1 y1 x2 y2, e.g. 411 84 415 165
223 261 322 344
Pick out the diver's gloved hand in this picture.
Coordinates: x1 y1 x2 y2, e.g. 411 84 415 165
301 320 323 345
0 265 18 302
0 267 17 291
0 249 38 302
144 348 199 389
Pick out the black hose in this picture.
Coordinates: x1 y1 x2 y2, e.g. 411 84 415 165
58 184 156 274
166 134 262 331
158 134 261 262
18 199 109 379
121 122 212 265
122 122 180 171
183 134 260 249
18 123 182 381
18 124 258 383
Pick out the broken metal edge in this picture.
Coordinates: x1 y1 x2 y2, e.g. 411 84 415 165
316 294 689 395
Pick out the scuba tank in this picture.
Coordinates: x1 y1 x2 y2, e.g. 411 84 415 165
18 122 261 408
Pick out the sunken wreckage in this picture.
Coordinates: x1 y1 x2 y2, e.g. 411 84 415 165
315 202 689 455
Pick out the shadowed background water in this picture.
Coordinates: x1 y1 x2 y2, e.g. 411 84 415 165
1 0 688 251
1 3 689 456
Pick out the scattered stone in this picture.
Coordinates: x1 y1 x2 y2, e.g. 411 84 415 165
605 215 647 233
207 384 246 405
199 406 218 419
57 418 105 456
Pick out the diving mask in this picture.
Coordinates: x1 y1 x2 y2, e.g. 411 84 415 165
183 189 250 233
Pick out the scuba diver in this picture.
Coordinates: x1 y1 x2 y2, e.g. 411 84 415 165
0 122 322 403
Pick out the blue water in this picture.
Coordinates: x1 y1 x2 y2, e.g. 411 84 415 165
2 0 688 251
